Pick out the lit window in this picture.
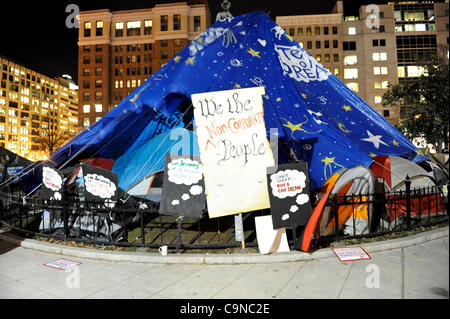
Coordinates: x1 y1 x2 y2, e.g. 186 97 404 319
83 105 90 113
83 118 90 127
348 27 356 35
407 65 425 77
344 68 358 79
316 55 321 62
398 66 405 78
375 96 382 104
95 117 102 122
344 55 357 65
347 82 359 92
96 21 103 28
94 104 102 112
373 52 387 61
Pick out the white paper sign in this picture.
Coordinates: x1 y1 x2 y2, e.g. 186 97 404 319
331 247 371 262
255 215 290 255
192 87 275 218
44 258 81 270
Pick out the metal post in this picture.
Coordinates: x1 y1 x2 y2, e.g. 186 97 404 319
63 184 69 241
175 216 183 253
140 210 145 247
405 175 411 228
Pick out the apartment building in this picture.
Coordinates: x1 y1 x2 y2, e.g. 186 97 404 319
77 1 211 129
276 0 449 125
0 55 78 161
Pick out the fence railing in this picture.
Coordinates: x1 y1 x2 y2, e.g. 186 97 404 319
0 183 448 252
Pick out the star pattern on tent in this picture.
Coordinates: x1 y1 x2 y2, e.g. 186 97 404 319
415 149 426 156
321 156 346 180
185 57 195 66
361 130 388 149
282 116 322 140
369 153 377 158
174 56 181 63
338 123 350 134
301 93 307 99
392 139 399 146
342 105 352 112
234 83 241 89
247 47 261 58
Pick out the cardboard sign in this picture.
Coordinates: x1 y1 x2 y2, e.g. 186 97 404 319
255 215 290 255
192 87 275 218
159 154 205 218
266 162 313 229
81 164 118 205
44 258 81 270
41 165 64 201
332 247 371 262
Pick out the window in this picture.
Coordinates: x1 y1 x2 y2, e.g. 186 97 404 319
348 27 356 35
161 40 168 47
324 54 330 62
194 16 201 32
84 22 91 37
95 56 102 64
289 28 294 36
82 80 90 89
95 92 102 101
297 28 303 36
383 110 390 118
316 55 321 62
159 16 170 32
324 40 329 49
373 66 388 75
343 41 356 50
315 27 320 35
315 41 321 49
333 54 339 62
375 96 382 104
347 82 359 92
115 22 124 37
83 118 90 127
406 65 426 77
306 27 312 36
95 117 102 122
333 40 338 48
332 26 338 34
95 80 102 88
95 45 102 52
306 41 312 50
344 55 357 65
374 81 389 89
83 105 90 113
95 68 102 76
373 39 379 46
83 56 90 64
94 104 102 113
144 20 152 35
324 26 329 35
83 92 90 101
96 21 103 36
334 68 339 76
372 52 387 61
344 68 358 79
174 14 181 30
380 39 386 46
127 21 141 36
161 50 168 60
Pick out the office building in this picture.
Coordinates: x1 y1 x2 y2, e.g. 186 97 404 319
276 0 449 125
77 0 211 128
0 55 78 161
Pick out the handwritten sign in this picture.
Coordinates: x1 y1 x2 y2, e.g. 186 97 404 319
267 162 313 229
192 87 274 218
159 154 205 218
331 247 371 262
41 165 64 201
82 164 118 206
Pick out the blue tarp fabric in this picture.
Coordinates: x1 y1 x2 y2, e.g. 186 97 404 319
51 11 420 190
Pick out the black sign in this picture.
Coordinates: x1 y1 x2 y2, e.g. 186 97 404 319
266 162 313 229
159 154 205 218
41 165 64 201
81 164 118 205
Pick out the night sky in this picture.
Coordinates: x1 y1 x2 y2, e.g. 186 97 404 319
0 0 372 84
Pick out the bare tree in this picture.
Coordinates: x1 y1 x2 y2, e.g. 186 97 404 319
39 121 75 157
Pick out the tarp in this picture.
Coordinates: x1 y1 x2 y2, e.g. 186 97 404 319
50 11 420 189
112 127 199 190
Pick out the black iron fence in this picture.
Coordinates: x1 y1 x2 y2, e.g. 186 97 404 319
0 182 448 252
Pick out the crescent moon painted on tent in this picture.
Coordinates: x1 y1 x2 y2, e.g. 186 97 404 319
338 123 350 134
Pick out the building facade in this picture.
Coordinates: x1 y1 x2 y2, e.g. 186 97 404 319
276 0 449 126
77 1 211 129
0 55 78 161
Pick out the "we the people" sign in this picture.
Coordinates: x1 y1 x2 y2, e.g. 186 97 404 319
192 87 274 218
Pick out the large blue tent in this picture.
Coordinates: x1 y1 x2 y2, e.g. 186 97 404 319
51 11 422 190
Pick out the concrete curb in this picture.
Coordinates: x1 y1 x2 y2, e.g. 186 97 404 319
0 226 448 264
